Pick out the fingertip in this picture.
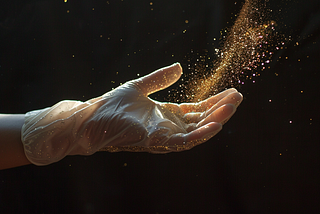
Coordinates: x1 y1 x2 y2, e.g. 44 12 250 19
230 92 243 107
134 63 183 95
220 103 236 125
168 62 183 76
224 88 238 93
173 62 183 74
223 103 236 114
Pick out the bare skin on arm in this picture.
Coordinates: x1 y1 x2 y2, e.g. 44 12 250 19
0 114 31 170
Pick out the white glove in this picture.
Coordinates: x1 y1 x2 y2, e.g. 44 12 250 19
21 63 243 166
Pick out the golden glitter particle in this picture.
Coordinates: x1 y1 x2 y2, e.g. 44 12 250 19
67 10 70 13
100 35 103 38
123 163 127 167
185 20 189 24
72 54 75 58
64 0 67 2
92 8 95 10
279 153 282 156
150 2 153 5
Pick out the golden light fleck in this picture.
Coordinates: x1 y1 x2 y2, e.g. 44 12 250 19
67 10 70 13
123 163 127 167
185 20 189 24
150 2 153 5
279 153 282 156
64 0 67 2
92 8 95 10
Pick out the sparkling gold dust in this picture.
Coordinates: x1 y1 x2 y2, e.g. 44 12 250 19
180 0 278 102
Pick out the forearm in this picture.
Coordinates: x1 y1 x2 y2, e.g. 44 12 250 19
0 114 31 170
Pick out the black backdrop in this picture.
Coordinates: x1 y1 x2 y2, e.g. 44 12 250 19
1 0 320 213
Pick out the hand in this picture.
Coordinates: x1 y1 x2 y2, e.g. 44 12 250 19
21 63 243 165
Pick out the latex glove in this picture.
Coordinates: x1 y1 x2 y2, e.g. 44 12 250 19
21 63 243 166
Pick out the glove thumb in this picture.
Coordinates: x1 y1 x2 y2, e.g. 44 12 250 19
135 63 182 96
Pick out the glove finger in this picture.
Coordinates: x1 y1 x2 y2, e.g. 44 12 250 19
179 88 238 113
183 92 241 123
197 104 236 128
200 91 243 120
134 63 182 96
165 122 222 150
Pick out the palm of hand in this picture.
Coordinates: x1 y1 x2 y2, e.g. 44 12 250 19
85 63 243 153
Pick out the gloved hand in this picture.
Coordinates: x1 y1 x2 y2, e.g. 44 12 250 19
21 63 243 166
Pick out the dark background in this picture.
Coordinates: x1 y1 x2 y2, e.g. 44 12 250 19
0 0 319 213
